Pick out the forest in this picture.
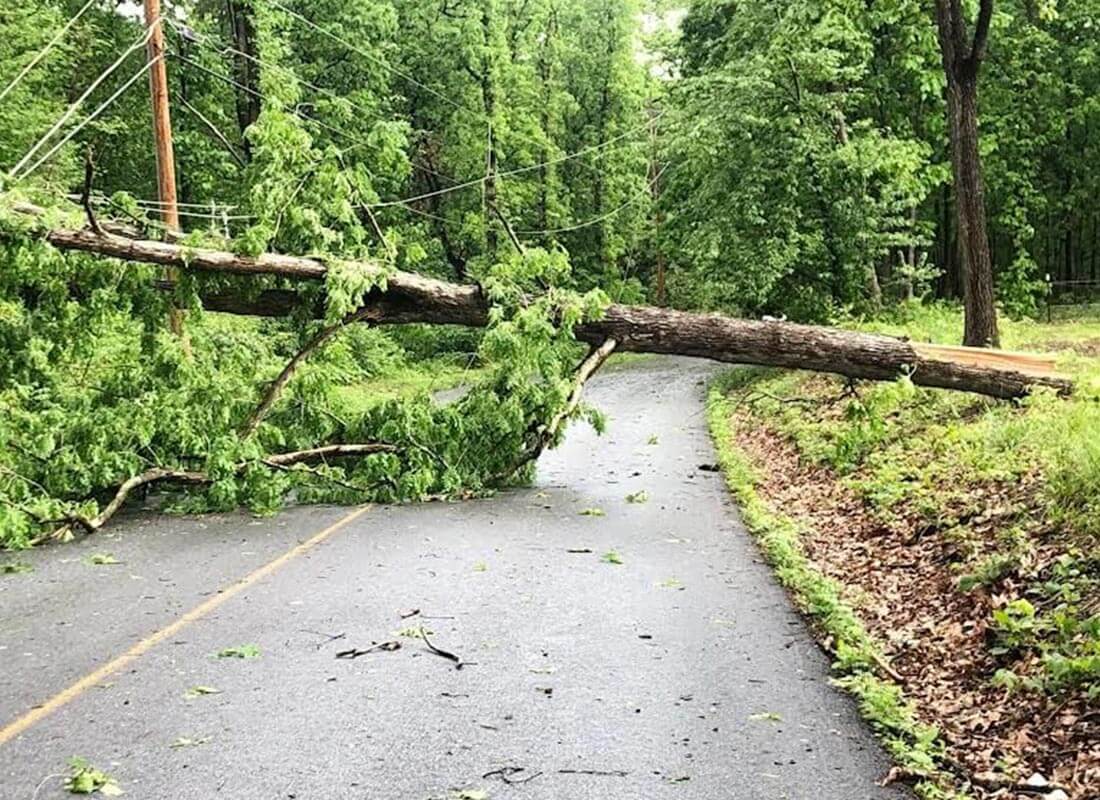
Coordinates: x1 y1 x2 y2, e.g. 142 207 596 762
0 1 1098 799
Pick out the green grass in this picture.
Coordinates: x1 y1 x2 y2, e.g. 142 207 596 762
706 372 963 799
335 359 485 417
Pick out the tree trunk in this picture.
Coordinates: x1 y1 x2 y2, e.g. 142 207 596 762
226 0 261 160
480 3 499 259
32 224 1071 399
936 0 999 347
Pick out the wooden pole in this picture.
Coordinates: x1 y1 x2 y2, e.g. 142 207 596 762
143 0 179 232
143 0 187 341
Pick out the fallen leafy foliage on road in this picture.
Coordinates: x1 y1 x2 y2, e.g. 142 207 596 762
711 307 1100 799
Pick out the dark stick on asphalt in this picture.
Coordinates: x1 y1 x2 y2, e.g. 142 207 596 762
483 766 543 784
418 625 465 669
334 641 401 659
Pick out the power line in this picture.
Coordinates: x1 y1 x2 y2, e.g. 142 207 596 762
19 56 162 180
94 199 254 222
366 119 656 210
261 0 474 116
168 17 384 135
9 23 156 179
70 192 243 212
81 195 250 219
515 163 673 236
171 53 360 148
261 0 640 188
0 0 97 105
172 9 653 217
390 163 672 238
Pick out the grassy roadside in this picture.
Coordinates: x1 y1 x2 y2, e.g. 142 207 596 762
707 372 963 800
708 306 1100 799
336 358 485 417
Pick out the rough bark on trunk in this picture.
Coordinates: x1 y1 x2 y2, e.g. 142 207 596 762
480 4 499 260
35 226 1071 399
226 0 261 160
936 0 999 347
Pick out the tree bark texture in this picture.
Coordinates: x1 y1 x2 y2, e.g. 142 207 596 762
37 226 1071 399
935 0 999 347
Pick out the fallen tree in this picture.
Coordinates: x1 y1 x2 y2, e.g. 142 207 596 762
40 225 1071 399
0 206 1077 546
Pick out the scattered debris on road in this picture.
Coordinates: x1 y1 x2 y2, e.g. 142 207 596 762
483 767 541 785
335 641 401 659
419 626 466 669
215 644 260 659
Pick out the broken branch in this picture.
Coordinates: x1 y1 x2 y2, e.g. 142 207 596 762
35 443 397 544
241 309 374 438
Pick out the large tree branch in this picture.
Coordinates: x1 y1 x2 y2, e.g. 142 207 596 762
970 0 994 66
499 337 618 480
241 307 375 438
24 223 1074 399
38 444 398 543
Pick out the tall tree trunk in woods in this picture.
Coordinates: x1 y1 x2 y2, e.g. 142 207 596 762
536 8 558 232
226 0 260 160
935 0 999 347
480 3 500 260
648 106 667 306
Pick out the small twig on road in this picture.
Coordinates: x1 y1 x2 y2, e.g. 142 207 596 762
335 641 401 659
558 769 629 777
419 625 467 669
484 767 543 785
299 629 346 650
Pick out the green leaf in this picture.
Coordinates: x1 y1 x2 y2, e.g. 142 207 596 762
625 491 648 504
185 686 222 698
579 507 605 517
601 550 623 565
66 758 120 795
215 644 261 659
749 712 782 722
88 554 121 566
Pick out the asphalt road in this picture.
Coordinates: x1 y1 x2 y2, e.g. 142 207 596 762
0 357 907 799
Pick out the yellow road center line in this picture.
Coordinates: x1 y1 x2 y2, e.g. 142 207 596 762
0 504 371 747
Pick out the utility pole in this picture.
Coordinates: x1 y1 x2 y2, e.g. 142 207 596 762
143 0 179 232
142 0 186 340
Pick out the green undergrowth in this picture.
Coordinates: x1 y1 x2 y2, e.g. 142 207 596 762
706 371 962 799
336 358 486 417
733 306 1100 700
